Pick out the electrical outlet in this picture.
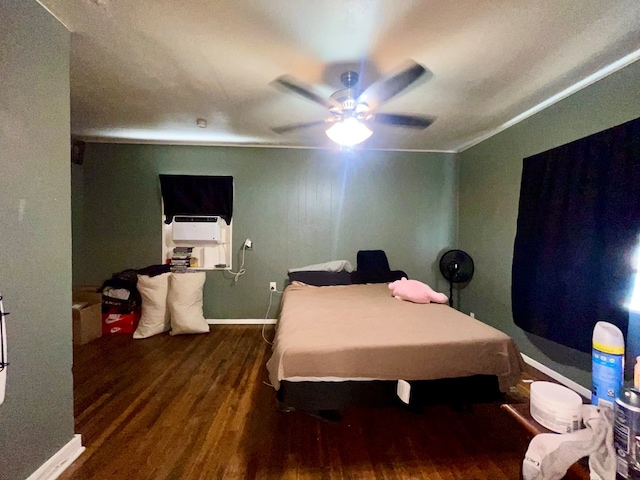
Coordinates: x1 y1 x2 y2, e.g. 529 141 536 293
269 282 277 291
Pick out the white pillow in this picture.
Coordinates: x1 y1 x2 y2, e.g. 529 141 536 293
168 271 209 335
133 272 172 339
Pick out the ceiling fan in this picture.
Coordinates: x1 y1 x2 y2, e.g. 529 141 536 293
271 60 435 146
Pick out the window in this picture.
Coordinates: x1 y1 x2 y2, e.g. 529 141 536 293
512 117 640 352
159 175 234 270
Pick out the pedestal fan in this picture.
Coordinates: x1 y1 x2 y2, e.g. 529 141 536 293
439 250 474 308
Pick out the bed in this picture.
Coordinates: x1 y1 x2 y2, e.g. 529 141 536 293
266 279 523 411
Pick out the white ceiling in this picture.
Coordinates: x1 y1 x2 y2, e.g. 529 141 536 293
39 0 640 152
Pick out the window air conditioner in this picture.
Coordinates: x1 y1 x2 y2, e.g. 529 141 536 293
172 216 221 242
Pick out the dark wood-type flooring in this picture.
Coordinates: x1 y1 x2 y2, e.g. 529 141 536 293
59 325 541 479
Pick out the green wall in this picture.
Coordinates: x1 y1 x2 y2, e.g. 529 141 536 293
458 59 640 389
73 145 457 318
0 1 75 478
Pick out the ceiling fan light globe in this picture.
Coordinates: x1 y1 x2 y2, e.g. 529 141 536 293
326 117 372 146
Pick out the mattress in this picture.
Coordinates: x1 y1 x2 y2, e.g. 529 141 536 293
266 282 522 392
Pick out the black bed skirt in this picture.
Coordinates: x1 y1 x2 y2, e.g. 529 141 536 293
276 375 503 411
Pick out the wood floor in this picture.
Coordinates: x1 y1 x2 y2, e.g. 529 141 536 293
60 325 535 480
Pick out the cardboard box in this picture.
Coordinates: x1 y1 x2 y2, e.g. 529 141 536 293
72 286 103 345
102 310 140 335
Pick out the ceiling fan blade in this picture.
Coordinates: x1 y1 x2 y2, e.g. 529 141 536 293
357 60 427 110
271 119 330 134
369 113 435 129
273 75 342 110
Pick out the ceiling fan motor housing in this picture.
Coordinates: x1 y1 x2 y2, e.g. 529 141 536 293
340 71 359 88
329 90 362 112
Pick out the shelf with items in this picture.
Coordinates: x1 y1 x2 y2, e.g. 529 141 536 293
161 219 233 271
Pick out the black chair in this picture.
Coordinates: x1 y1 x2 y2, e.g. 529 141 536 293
351 250 407 284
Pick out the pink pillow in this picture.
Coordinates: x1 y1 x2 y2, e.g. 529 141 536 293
388 277 448 304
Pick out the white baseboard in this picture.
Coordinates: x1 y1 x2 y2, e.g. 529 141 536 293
26 434 84 480
207 318 277 325
521 353 591 399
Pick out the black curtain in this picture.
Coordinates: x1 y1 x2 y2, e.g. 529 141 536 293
512 117 640 353
159 175 233 225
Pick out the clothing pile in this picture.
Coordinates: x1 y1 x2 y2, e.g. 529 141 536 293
522 405 615 480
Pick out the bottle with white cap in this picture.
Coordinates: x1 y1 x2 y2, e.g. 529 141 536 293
591 321 625 407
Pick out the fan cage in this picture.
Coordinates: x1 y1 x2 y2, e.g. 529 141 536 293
438 249 474 308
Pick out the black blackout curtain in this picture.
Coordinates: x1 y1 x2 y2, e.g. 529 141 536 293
512 117 640 353
159 174 233 225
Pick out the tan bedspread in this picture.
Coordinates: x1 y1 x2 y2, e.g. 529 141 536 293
266 283 522 392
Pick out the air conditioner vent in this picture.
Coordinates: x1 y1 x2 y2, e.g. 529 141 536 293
172 216 221 242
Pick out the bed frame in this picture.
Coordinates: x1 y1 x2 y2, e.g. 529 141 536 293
276 375 504 412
